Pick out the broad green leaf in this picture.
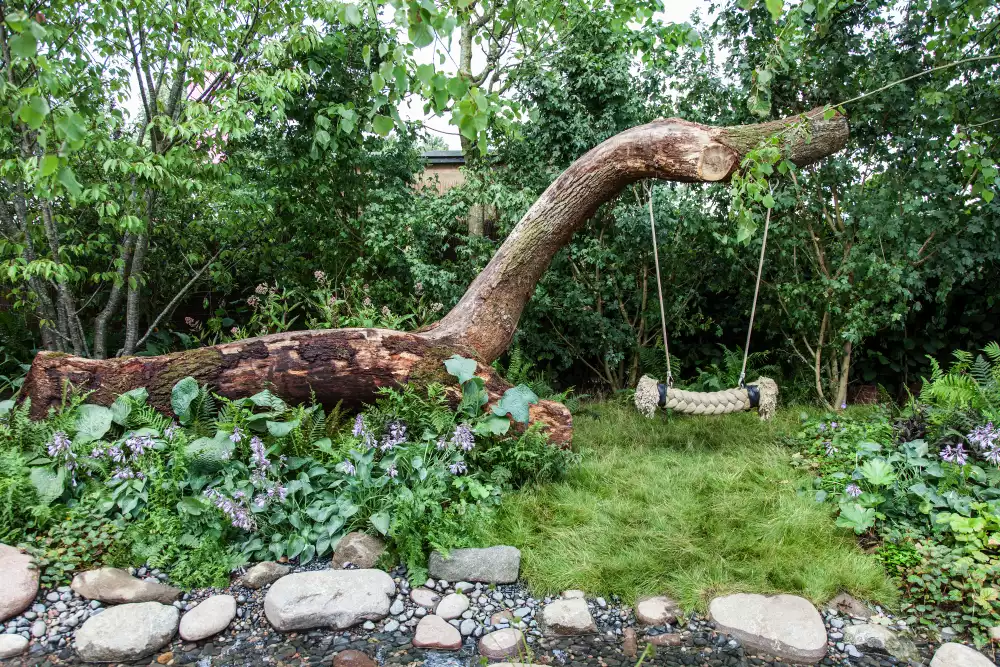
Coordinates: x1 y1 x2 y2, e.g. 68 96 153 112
344 4 362 25
860 458 896 486
110 388 148 426
371 114 394 136
408 22 434 48
444 354 477 384
836 502 876 534
58 166 82 196
75 404 114 444
0 399 13 418
177 496 204 515
9 32 37 58
765 0 783 21
266 419 301 437
171 377 200 420
492 384 539 424
18 96 49 130
30 467 65 505
478 415 510 435
39 155 59 177
370 511 391 535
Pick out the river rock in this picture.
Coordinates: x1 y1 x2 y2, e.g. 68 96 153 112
263 569 395 631
74 601 179 662
428 546 520 583
413 614 462 650
844 623 919 663
410 587 440 608
826 592 872 620
635 595 680 625
540 598 596 636
930 642 995 667
240 562 292 589
71 567 181 604
479 628 526 659
435 593 470 620
0 634 28 659
708 593 826 664
0 544 39 622
332 532 385 569
333 649 377 667
178 594 236 641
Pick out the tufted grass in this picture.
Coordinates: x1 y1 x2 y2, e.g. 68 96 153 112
480 400 897 611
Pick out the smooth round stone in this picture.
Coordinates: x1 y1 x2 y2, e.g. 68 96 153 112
412 615 461 650
930 642 995 667
435 593 469 620
459 618 476 636
479 628 526 659
708 593 826 664
409 587 440 609
0 634 28 659
179 595 236 641
0 545 39 623
635 596 680 626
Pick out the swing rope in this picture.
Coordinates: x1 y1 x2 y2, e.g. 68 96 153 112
646 183 771 390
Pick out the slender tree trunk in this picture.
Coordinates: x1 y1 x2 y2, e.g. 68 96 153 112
24 111 850 442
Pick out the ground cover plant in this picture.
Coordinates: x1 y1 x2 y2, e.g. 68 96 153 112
480 400 896 609
0 356 575 588
789 343 1000 645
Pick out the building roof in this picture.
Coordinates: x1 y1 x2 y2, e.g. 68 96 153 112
421 150 465 165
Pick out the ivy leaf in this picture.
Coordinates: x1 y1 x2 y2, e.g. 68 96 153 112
444 355 477 384
371 114 394 136
491 384 539 424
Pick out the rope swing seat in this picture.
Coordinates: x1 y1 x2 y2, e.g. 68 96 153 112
634 184 779 421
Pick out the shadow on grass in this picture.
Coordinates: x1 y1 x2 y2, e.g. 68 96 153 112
481 401 897 611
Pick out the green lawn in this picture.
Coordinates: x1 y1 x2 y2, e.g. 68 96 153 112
481 401 896 611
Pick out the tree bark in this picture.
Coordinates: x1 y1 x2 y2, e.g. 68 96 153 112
23 111 850 443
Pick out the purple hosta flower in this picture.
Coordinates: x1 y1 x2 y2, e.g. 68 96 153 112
386 463 398 479
113 467 137 480
90 446 104 459
845 483 863 498
108 444 126 463
841 402 847 410
232 490 246 500
125 434 154 458
824 441 838 457
204 488 256 531
164 422 179 441
830 422 839 430
254 494 268 508
984 445 1000 467
46 431 72 458
380 421 407 451
968 423 999 451
941 444 968 465
265 485 288 502
352 414 365 437
436 436 448 451
362 296 373 308
818 423 826 432
450 424 475 452
249 436 269 469
449 460 468 475
229 426 244 444
341 460 357 476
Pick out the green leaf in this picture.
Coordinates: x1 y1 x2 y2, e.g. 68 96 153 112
369 511 390 535
58 166 82 196
408 22 434 48
30 467 65 505
39 155 59 177
764 0 783 21
444 354 477 384
266 419 301 437
371 114 394 136
74 404 114 444
344 3 362 25
478 415 510 435
836 502 876 534
18 96 49 130
823 107 837 121
9 32 37 58
762 194 775 208
171 377 200 421
177 496 204 516
0 399 14 418
492 384 539 424
110 388 148 426
860 458 896 486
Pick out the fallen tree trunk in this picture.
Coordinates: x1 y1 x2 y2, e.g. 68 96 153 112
23 110 849 443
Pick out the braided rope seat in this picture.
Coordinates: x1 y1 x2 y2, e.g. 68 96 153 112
634 375 779 420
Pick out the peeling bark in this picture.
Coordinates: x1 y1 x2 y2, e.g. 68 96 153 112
23 111 849 443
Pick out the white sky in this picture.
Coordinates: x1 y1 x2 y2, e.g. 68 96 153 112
411 0 707 148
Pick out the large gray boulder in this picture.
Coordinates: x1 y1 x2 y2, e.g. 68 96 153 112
331 532 385 569
708 593 827 664
74 601 179 662
428 546 520 583
930 642 994 667
179 594 237 641
540 597 597 636
843 623 919 663
263 569 395 631
0 543 39 621
71 567 181 604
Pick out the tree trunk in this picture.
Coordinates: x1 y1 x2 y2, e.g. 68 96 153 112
23 111 850 443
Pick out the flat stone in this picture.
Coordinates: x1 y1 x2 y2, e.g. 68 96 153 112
412 615 461 650
71 567 181 605
428 546 520 584
649 633 682 646
491 610 514 625
540 598 596 636
709 594 826 664
178 594 236 641
479 628 526 659
331 532 385 570
634 596 680 626
410 587 440 608
74 601 179 662
0 634 29 659
930 642 995 667
333 649 377 667
562 590 586 599
263 569 395 631
0 544 38 623
826 593 872 620
240 562 292 589
622 628 638 658
436 593 470 620
843 623 919 662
